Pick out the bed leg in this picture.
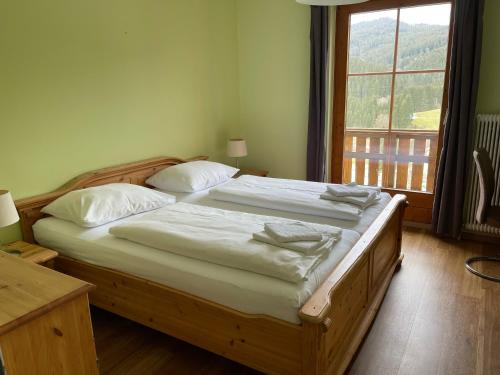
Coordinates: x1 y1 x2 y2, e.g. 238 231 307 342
395 254 404 272
395 199 406 273
302 322 326 375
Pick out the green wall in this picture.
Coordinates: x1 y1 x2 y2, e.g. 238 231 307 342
236 0 310 179
477 0 500 113
0 0 239 242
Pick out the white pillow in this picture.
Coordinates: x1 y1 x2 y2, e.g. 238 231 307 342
41 183 176 227
146 160 238 193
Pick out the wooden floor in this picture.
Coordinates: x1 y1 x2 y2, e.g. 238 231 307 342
91 228 500 375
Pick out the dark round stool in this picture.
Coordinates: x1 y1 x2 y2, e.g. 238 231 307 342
465 256 500 283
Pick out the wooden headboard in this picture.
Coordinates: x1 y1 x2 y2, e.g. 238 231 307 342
15 155 208 243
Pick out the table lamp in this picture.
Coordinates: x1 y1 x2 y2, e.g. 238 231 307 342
0 190 21 255
227 139 247 168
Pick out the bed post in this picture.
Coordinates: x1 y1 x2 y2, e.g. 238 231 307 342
395 198 408 271
302 321 326 374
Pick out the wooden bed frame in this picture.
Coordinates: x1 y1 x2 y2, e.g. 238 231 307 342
15 156 407 374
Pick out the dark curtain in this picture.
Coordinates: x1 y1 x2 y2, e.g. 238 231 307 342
432 0 485 238
306 6 329 182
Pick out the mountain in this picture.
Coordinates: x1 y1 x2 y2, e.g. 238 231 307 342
345 18 449 130
349 18 449 72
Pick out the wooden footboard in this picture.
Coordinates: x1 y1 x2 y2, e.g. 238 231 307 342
299 194 407 374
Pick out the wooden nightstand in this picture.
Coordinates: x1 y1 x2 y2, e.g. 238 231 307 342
235 168 269 178
3 240 58 267
0 251 98 374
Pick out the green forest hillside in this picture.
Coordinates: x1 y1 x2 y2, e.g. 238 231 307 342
346 18 449 130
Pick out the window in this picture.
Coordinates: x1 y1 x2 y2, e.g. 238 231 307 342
332 0 453 222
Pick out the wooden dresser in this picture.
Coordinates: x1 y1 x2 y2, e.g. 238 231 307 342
0 252 98 374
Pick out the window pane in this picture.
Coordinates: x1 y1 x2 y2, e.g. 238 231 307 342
392 72 445 130
397 4 452 71
349 10 398 74
346 75 392 129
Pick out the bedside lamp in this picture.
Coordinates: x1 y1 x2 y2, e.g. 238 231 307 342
227 139 247 168
0 190 21 255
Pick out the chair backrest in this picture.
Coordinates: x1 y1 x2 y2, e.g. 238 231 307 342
473 148 495 224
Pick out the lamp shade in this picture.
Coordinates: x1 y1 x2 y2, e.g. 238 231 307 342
227 139 248 158
0 190 20 228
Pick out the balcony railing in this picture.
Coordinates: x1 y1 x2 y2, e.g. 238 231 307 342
343 129 439 193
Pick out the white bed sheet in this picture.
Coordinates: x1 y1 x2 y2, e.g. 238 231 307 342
160 183 391 235
34 211 360 324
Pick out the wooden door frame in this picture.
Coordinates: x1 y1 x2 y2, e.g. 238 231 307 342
330 0 455 223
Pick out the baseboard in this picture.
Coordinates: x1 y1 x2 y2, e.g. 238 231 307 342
403 221 431 230
462 231 500 245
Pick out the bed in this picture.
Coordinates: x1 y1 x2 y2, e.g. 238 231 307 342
33 206 361 324
15 156 407 375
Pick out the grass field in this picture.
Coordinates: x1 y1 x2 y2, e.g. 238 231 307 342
411 108 441 130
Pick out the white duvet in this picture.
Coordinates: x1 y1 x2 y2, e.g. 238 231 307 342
109 203 343 283
209 175 362 221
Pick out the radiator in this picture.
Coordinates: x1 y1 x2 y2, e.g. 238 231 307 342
463 114 500 236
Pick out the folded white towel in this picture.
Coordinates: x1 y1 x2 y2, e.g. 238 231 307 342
264 222 324 243
252 231 337 255
320 190 380 209
327 185 369 197
346 182 381 192
326 183 381 197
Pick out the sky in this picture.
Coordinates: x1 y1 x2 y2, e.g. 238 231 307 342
351 4 451 26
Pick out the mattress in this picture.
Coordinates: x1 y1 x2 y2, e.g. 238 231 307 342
160 183 392 235
34 209 360 324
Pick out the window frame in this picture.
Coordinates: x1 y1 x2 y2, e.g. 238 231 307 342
330 0 455 223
